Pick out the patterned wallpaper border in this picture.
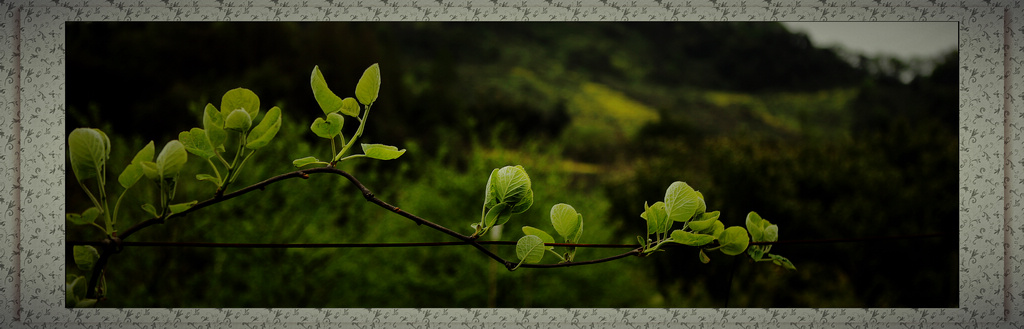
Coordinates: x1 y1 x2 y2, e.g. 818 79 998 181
2 1 1019 328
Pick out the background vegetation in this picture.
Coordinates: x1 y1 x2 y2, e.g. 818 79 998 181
65 22 958 308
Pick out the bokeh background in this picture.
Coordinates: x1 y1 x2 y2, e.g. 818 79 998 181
65 22 958 308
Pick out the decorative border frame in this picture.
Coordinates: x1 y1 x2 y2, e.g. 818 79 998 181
1 1 1020 328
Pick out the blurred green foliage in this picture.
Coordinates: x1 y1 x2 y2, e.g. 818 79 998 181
66 22 957 308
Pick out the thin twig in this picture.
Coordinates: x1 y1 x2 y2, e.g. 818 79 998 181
66 240 643 249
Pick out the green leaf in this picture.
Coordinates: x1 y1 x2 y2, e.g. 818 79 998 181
698 249 711 264
483 202 511 228
509 188 534 215
483 168 500 209
340 97 360 117
693 191 706 219
310 113 344 139
717 226 750 256
66 278 79 306
140 161 159 180
195 174 220 185
224 108 253 133
70 276 87 301
131 141 155 164
664 182 701 223
221 88 260 119
641 201 671 235
768 254 797 270
155 140 188 179
66 207 100 226
203 104 227 147
246 106 283 149
292 156 323 168
713 221 725 237
515 235 546 264
141 203 159 218
522 226 555 250
746 211 765 242
178 128 216 159
748 245 766 261
67 128 109 182
355 63 381 105
362 143 407 160
117 163 144 189
763 224 779 243
169 201 198 215
670 230 716 246
311 65 345 116
571 213 584 244
550 203 582 241
490 165 533 209
73 245 100 271
687 212 721 233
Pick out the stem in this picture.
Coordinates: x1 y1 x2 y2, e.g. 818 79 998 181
336 154 367 162
111 189 130 233
77 181 103 213
547 249 567 262
206 158 223 183
330 137 338 161
335 103 372 162
228 149 256 184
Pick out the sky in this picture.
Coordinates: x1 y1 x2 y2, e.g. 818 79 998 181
781 22 959 60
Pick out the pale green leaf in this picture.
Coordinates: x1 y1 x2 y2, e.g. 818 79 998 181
203 104 227 147
550 203 581 241
699 249 711 264
155 140 187 178
664 181 701 223
221 87 260 119
515 235 546 264
355 63 381 105
746 211 765 242
66 207 100 226
483 168 499 209
491 165 532 208
195 174 220 185
292 156 323 168
572 213 584 244
310 113 343 139
141 203 159 218
509 188 533 215
73 245 100 271
764 224 779 243
117 163 144 189
311 65 345 115
362 143 407 160
169 201 198 215
67 128 109 182
340 97 360 117
178 128 216 159
224 108 253 133
717 226 750 256
768 254 797 270
131 141 155 164
484 202 511 228
641 201 670 235
70 276 87 301
748 245 766 261
246 106 282 149
670 230 716 246
140 161 159 180
522 226 555 250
